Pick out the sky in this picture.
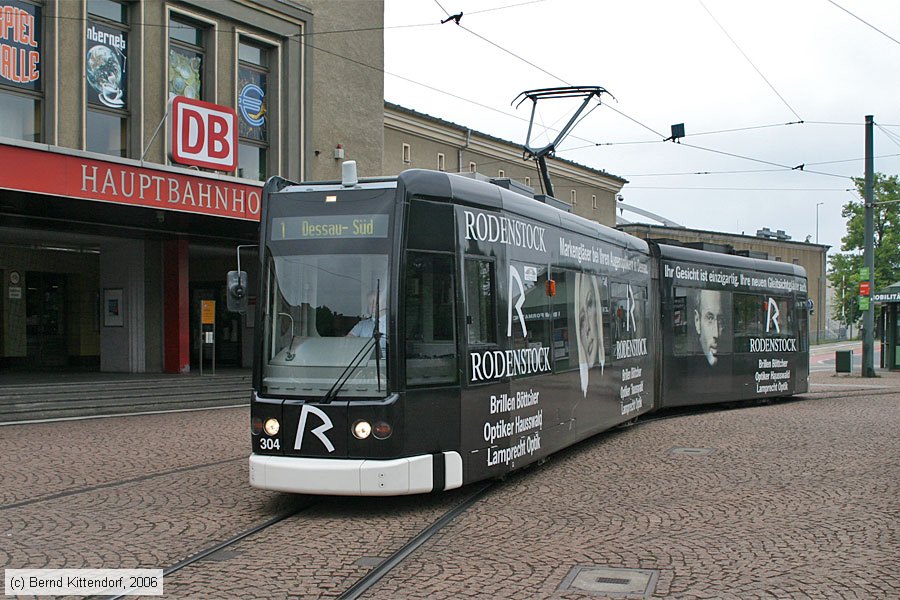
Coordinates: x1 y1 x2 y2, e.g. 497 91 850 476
381 0 900 256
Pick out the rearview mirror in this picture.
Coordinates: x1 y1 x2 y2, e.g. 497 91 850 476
227 270 248 313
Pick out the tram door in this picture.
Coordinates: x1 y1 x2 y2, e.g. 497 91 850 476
25 272 68 368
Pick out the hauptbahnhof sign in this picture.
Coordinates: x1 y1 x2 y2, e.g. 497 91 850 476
0 143 261 221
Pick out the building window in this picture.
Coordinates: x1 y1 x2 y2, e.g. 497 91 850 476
525 177 531 187
86 0 129 156
592 194 597 209
237 38 270 181
792 258 800 265
402 143 411 164
570 190 577 205
437 153 445 171
469 161 476 173
498 169 505 178
0 0 43 142
168 16 205 100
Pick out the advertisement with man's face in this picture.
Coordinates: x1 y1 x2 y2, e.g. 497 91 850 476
662 257 808 406
692 288 732 366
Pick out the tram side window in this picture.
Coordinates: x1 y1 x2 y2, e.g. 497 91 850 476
796 296 809 351
672 287 691 355
610 281 646 361
776 297 795 338
465 259 497 345
734 293 793 352
405 252 457 386
551 270 577 371
510 263 552 376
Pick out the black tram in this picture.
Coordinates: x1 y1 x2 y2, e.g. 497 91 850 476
656 244 809 408
236 166 808 496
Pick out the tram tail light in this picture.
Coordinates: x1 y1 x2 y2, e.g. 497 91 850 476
373 421 392 439
251 417 263 436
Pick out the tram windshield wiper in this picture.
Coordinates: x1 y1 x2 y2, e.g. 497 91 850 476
373 279 383 394
321 337 376 404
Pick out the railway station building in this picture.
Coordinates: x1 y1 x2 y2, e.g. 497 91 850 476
0 0 384 374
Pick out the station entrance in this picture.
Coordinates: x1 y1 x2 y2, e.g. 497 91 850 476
0 141 261 375
25 272 70 368
0 225 254 375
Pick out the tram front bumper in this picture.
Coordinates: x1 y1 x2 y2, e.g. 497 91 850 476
249 452 463 496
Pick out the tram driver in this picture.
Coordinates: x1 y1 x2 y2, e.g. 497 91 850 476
348 290 388 349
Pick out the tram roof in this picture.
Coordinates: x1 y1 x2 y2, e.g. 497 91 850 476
657 242 807 279
398 169 648 254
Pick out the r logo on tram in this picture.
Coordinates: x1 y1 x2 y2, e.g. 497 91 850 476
295 405 335 453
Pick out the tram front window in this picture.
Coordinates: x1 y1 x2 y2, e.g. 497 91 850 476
262 254 389 398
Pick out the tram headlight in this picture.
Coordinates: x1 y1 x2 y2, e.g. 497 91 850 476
352 420 372 440
251 417 263 436
373 421 392 440
264 418 280 436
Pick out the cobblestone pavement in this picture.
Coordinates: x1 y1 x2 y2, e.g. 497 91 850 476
2 371 897 599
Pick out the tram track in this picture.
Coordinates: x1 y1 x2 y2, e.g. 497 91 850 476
93 498 318 600
0 455 246 511
90 481 496 600
337 481 495 600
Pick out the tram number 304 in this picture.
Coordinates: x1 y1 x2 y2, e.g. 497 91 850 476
260 438 280 450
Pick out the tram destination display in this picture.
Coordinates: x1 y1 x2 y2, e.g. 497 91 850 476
272 214 389 240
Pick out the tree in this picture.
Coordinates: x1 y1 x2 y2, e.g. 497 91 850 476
828 173 900 330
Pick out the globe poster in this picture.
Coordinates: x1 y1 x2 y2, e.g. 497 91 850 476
85 20 127 109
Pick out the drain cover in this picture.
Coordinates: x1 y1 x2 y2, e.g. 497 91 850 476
668 446 716 455
559 566 658 598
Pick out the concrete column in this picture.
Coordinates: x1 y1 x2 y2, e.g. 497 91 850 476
100 239 147 372
163 238 190 373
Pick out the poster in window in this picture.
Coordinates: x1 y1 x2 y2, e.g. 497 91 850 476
169 46 201 99
0 0 42 91
104 288 124 327
86 20 127 108
238 67 267 141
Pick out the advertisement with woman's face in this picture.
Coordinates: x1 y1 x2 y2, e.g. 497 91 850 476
574 273 604 396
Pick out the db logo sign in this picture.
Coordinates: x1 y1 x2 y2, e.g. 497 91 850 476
170 96 238 171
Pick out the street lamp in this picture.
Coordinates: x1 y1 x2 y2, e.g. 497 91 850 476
816 202 824 244
815 202 824 345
